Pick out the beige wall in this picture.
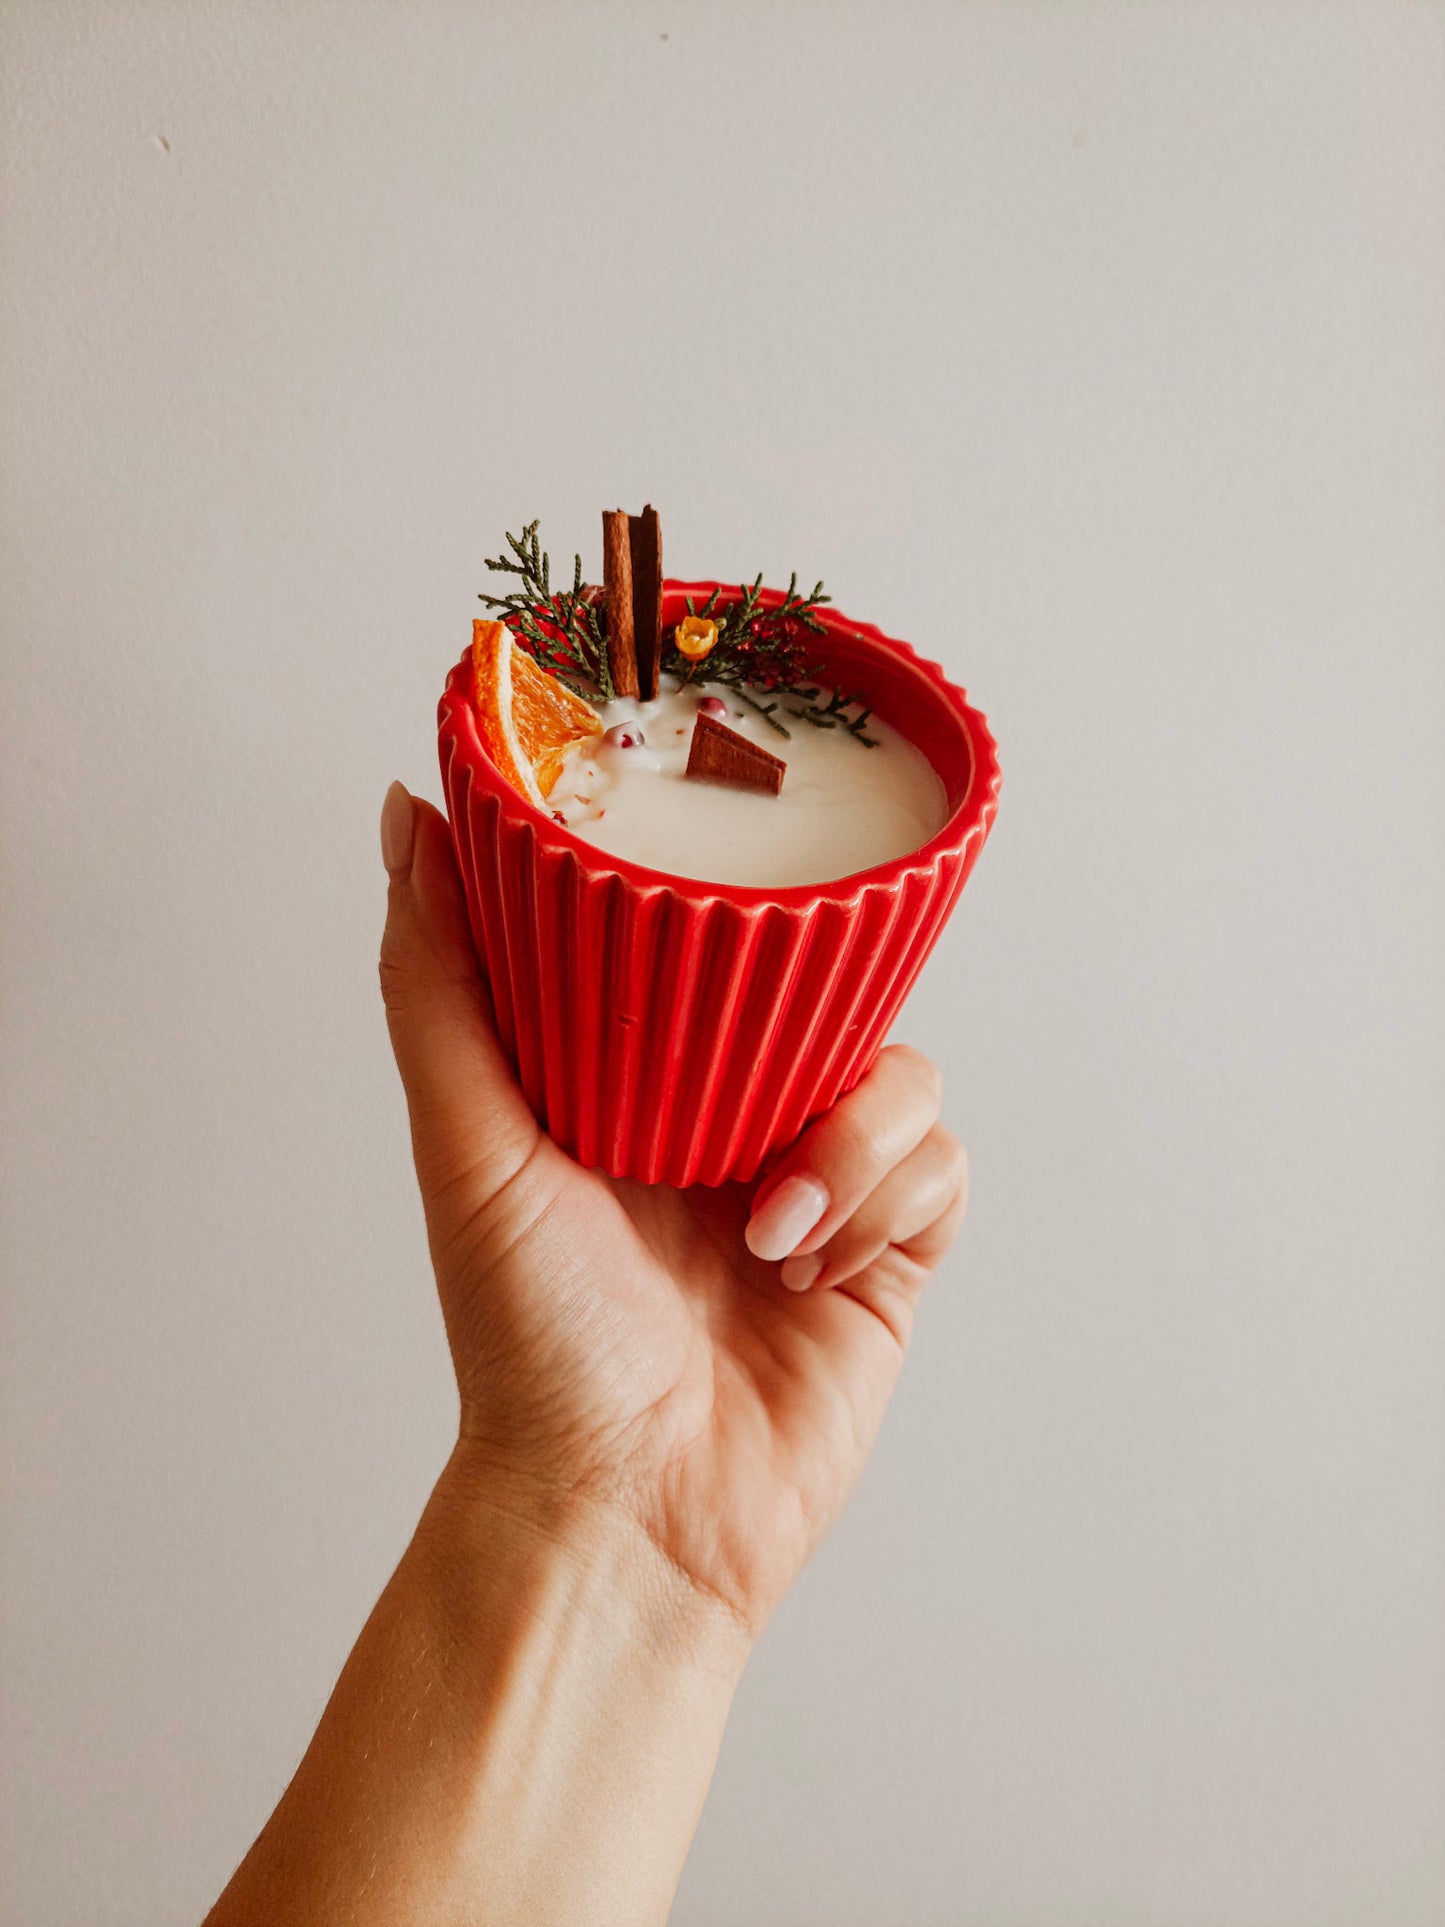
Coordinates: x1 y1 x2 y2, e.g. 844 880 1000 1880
2 3 1443 1921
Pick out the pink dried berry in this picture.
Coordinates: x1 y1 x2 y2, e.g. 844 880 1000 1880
697 695 729 721
603 722 645 749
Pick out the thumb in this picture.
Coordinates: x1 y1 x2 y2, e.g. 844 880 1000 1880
378 782 539 1239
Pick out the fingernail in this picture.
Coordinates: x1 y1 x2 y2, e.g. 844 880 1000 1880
780 1251 822 1293
745 1175 829 1263
381 781 415 879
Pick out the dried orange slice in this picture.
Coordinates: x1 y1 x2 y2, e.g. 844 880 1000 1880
471 618 603 809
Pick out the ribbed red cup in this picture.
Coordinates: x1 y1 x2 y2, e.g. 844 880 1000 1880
437 582 1000 1188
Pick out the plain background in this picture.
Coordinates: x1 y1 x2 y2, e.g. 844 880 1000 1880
3 3 1443 1922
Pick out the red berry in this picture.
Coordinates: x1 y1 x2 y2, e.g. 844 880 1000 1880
697 695 729 720
603 723 645 748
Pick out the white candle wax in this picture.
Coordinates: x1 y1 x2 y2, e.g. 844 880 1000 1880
547 678 949 888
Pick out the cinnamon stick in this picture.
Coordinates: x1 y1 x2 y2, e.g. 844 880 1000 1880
628 503 663 700
685 711 786 796
602 509 638 698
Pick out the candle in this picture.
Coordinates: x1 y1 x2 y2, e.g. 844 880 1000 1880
548 677 948 888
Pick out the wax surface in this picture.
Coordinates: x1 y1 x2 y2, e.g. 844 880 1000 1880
547 679 949 887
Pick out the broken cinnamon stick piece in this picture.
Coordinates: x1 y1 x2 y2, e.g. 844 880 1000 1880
628 503 663 700
685 712 786 796
602 509 639 698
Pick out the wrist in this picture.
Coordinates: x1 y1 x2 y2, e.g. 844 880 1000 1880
421 1441 753 1682
388 1443 747 1925
204 1443 747 1927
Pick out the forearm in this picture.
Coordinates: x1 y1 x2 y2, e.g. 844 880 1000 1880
204 1448 750 1927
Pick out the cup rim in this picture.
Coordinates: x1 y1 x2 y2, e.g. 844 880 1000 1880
438 579 1002 907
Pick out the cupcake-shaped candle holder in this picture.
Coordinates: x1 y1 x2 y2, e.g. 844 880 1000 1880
438 546 1000 1189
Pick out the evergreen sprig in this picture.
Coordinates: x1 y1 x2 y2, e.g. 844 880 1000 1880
478 522 876 743
479 520 614 701
783 681 877 744
666 574 878 745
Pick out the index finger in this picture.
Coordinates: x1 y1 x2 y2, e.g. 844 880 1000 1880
743 1045 944 1264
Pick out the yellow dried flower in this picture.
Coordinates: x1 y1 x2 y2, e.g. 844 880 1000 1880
674 614 718 661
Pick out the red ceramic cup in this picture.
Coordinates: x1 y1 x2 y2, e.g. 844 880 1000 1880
437 581 1001 1188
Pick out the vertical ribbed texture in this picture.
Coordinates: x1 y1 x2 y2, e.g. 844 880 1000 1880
438 594 1001 1189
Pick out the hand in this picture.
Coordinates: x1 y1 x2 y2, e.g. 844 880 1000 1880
379 781 969 1636
203 785 969 1927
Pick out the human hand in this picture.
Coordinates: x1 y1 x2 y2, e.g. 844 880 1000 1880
379 781 969 1637
204 783 970 1927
